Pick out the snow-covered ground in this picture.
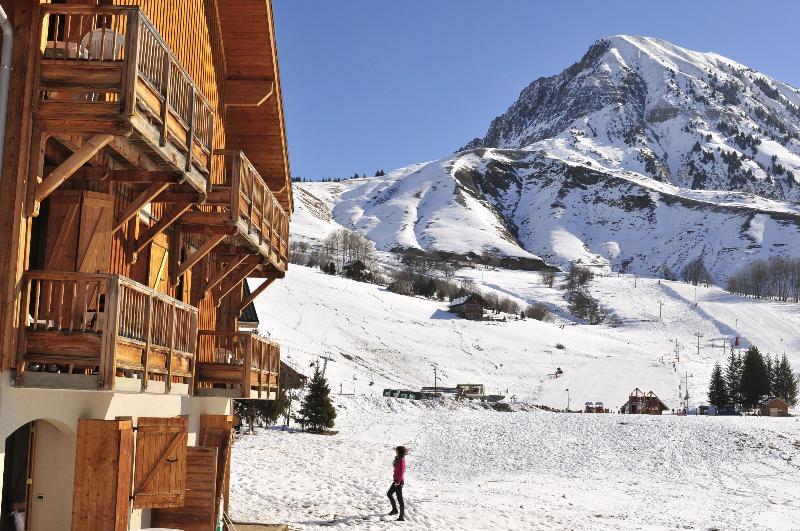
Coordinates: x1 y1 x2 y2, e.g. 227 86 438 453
231 396 800 530
250 265 799 412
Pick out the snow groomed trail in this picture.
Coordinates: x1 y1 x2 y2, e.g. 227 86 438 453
231 397 800 530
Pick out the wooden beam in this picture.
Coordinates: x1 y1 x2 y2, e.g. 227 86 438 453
33 133 114 207
113 182 171 233
225 78 274 107
174 234 226 282
238 277 276 313
203 254 252 295
132 203 192 256
110 170 183 183
215 263 260 307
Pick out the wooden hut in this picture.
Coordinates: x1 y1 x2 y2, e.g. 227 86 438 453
448 294 486 320
760 397 790 417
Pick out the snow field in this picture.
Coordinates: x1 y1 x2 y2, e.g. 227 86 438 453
231 396 800 530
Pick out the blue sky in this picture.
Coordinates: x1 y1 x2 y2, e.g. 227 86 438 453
273 1 800 180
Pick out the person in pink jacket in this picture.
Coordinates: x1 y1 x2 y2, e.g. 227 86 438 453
387 446 407 521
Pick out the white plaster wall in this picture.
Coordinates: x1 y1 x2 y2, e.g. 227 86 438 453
0 373 231 530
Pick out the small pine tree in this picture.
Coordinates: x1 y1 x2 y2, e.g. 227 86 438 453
724 348 742 405
297 370 336 432
739 346 770 410
707 362 729 407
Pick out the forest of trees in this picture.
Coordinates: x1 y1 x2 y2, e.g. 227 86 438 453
726 257 800 302
564 264 608 325
708 346 798 409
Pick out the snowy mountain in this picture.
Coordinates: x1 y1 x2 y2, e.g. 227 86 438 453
294 36 800 280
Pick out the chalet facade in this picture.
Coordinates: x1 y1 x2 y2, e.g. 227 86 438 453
448 294 485 320
620 388 669 415
0 1 291 529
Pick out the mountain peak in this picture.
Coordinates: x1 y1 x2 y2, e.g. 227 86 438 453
465 36 800 201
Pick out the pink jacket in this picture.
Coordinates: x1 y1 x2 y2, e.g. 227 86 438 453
393 458 406 483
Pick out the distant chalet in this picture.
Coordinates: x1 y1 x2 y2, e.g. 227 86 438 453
620 388 669 415
760 397 790 417
448 294 486 320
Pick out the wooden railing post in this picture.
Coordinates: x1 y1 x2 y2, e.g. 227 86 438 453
246 162 253 235
166 302 176 392
159 54 172 147
189 313 198 396
242 335 252 399
259 179 266 246
141 293 153 391
15 277 31 385
185 86 196 172
230 153 242 225
101 277 121 391
122 9 141 117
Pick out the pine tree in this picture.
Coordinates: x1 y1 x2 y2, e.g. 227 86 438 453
774 354 798 406
739 346 770 410
707 362 729 407
765 355 774 396
724 348 742 405
297 370 336 432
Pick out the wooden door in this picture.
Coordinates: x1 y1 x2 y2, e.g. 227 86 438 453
44 191 81 271
150 446 218 531
71 419 134 531
148 232 170 293
132 416 188 509
77 191 113 273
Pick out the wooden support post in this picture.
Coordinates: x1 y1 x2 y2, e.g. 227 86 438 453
113 182 171 233
202 254 251 296
132 203 191 257
141 294 153 391
32 133 114 215
238 277 276 314
173 234 226 283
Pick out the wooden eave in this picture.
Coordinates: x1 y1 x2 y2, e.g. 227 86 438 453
217 0 292 214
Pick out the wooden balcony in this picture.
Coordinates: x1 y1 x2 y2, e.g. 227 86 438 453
180 150 289 272
195 331 279 399
33 5 215 195
16 271 199 393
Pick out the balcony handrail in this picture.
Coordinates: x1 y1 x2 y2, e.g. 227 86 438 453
196 329 279 398
213 149 289 267
37 5 215 168
18 270 199 391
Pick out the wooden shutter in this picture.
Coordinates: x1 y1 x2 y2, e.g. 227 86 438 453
72 419 134 531
150 447 218 531
132 416 188 509
198 415 234 524
148 232 170 293
77 191 113 273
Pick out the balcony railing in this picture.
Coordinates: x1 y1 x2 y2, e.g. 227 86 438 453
195 331 280 399
183 150 289 271
17 271 199 393
35 5 215 190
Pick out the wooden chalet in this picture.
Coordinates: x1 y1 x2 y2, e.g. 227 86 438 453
448 293 486 320
0 1 292 529
620 388 669 415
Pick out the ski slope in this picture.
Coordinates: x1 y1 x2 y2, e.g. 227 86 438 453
251 265 799 412
231 396 800 530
